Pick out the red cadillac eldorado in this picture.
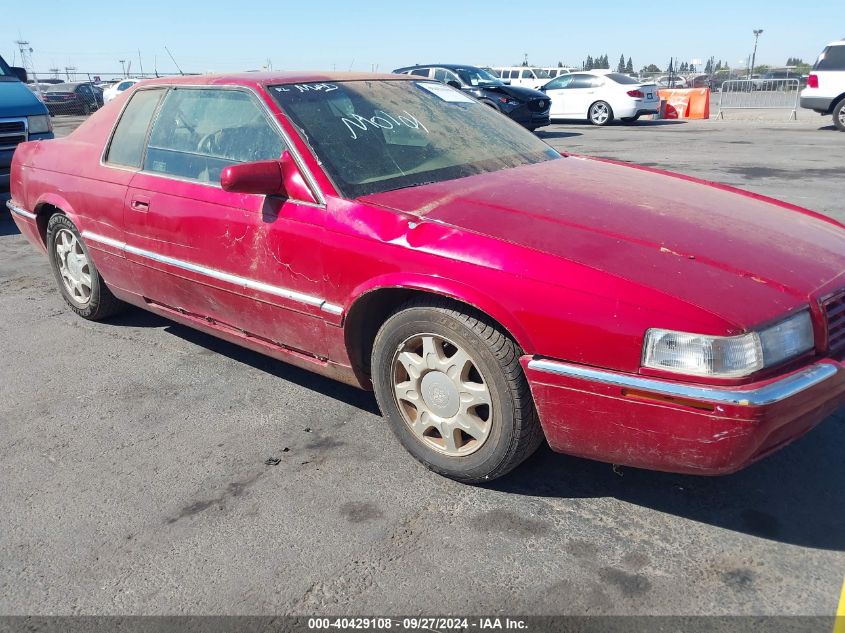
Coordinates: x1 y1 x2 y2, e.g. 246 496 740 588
7 72 845 482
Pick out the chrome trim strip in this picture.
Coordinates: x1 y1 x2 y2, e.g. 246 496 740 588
526 358 840 407
81 230 343 315
6 200 37 220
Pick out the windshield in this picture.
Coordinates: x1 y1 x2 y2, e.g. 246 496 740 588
0 55 13 78
270 80 559 198
453 67 503 87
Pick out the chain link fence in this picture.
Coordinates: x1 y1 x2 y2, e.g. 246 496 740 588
26 71 182 118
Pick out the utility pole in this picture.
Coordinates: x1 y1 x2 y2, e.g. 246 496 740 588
14 40 40 84
65 66 76 81
750 29 763 78
119 59 126 77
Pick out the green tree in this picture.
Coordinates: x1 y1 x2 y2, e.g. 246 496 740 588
625 57 634 73
617 54 625 73
585 55 594 70
557 61 563 68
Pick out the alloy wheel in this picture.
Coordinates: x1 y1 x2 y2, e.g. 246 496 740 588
54 228 92 305
590 103 609 124
391 333 493 456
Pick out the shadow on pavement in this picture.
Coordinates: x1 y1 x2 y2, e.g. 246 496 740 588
103 308 381 416
535 130 582 140
0 210 22 237
492 413 845 551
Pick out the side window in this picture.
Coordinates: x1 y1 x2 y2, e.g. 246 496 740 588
521 69 532 79
433 68 460 84
410 68 430 77
105 88 166 168
144 88 284 184
117 81 133 91
568 75 594 89
589 76 605 87
546 75 574 90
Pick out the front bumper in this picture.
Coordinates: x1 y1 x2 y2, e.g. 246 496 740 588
523 356 845 475
508 109 551 129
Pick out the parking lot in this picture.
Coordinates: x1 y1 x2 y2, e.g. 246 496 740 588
1 115 843 617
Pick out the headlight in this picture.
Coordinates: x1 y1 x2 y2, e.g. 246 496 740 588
27 115 52 134
642 310 814 378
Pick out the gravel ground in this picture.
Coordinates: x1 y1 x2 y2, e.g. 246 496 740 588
1 114 843 618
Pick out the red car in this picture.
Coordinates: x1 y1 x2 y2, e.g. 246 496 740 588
7 72 845 483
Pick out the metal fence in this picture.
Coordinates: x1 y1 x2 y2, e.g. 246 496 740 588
716 78 800 119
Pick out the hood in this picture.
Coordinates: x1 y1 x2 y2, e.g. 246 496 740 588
0 79 47 117
360 157 845 327
477 84 546 100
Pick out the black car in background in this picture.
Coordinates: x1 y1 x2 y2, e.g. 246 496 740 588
392 64 551 131
43 82 103 116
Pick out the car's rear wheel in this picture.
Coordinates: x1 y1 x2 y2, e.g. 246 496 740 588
81 101 91 116
588 101 613 126
46 214 126 320
371 299 544 483
833 100 845 132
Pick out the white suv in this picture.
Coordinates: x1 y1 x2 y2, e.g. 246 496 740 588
800 39 845 131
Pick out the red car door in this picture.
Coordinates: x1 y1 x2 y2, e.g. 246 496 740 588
123 86 329 356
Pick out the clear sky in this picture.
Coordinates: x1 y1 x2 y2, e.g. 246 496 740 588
1 0 838 77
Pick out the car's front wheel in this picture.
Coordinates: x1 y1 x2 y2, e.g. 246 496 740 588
371 299 544 483
833 100 845 132
46 214 126 320
588 101 614 126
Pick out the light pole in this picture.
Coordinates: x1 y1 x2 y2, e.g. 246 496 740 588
119 59 126 77
749 29 763 78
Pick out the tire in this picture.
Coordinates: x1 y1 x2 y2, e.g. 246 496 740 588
588 101 614 126
81 102 91 116
46 214 126 320
371 298 544 483
834 100 845 132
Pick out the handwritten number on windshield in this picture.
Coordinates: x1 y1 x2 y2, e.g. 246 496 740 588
342 110 429 140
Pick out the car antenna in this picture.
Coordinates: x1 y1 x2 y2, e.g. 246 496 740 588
165 46 184 75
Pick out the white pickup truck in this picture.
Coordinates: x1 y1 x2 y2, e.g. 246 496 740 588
800 38 845 131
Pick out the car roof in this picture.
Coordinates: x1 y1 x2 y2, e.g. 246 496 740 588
393 64 482 72
135 71 414 89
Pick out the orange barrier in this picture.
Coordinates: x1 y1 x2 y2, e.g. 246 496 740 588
658 88 710 119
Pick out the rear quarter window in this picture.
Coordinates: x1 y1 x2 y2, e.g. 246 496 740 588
814 46 845 71
105 88 166 168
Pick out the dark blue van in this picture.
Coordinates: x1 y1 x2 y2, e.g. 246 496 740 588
1 54 54 194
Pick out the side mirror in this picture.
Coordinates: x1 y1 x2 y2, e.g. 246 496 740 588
11 66 27 83
220 151 316 204
446 80 462 89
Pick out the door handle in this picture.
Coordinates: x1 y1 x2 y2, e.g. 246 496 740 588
130 198 150 212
